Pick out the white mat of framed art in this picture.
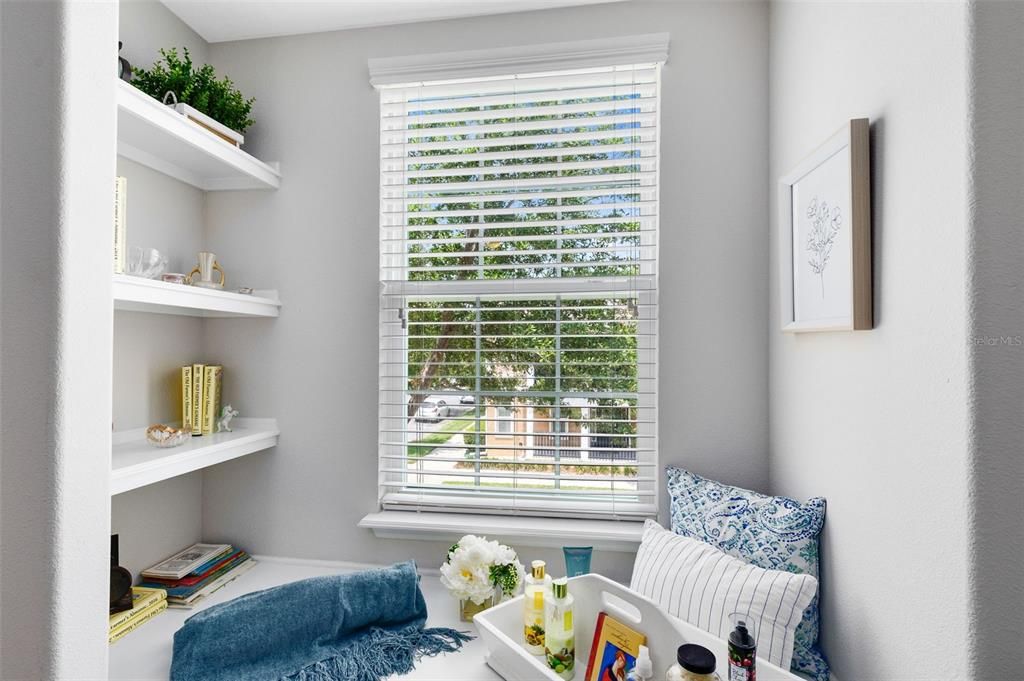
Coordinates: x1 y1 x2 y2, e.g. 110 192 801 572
778 118 872 332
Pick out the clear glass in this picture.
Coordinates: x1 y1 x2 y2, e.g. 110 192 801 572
459 594 498 622
126 246 168 279
563 546 593 577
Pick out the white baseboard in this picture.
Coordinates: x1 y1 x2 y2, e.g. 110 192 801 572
251 553 442 576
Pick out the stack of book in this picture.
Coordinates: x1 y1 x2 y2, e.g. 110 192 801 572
109 586 167 645
139 543 255 609
181 364 223 435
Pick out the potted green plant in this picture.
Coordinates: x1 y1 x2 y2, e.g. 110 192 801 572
131 47 255 147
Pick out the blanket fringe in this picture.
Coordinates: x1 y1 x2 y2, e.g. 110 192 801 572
287 626 474 681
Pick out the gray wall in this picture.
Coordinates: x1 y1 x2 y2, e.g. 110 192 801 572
118 0 208 74
768 2 973 678
200 0 770 579
967 2 1024 676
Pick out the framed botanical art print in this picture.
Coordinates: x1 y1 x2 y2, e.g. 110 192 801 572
779 118 872 332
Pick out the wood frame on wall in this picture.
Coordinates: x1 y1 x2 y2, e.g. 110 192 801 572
778 118 872 332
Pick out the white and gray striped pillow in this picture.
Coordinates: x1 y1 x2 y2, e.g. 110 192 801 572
629 520 818 670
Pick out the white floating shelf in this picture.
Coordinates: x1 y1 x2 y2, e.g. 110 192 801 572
113 274 281 318
111 418 279 495
116 80 281 191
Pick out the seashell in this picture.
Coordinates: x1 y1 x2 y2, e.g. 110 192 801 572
145 424 191 449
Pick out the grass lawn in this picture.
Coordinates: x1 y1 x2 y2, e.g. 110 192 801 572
407 416 476 458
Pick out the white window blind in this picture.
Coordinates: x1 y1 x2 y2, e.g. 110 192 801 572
377 58 661 520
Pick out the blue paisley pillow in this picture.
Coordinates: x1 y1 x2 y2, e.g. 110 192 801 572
666 468 829 681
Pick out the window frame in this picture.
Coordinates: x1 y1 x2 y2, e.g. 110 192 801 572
373 36 668 522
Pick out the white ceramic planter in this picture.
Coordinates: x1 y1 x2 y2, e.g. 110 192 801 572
172 102 244 147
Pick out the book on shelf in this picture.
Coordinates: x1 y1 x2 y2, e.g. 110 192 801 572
181 363 224 436
109 599 168 645
181 365 194 433
165 557 256 609
139 543 255 609
191 363 204 435
201 365 222 435
113 176 127 274
108 586 167 631
145 547 245 591
141 542 231 580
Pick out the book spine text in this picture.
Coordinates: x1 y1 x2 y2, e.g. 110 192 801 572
113 176 127 274
202 365 222 435
109 600 167 644
192 364 204 435
181 366 193 433
108 589 167 631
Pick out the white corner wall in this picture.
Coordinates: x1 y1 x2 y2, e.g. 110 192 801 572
198 0 769 579
0 1 116 677
768 2 973 678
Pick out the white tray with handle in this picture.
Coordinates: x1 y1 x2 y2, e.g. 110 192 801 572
474 573 803 681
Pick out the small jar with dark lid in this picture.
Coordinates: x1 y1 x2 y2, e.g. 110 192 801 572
666 644 718 681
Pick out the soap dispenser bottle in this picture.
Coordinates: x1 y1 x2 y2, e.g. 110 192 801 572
523 560 551 654
544 577 576 679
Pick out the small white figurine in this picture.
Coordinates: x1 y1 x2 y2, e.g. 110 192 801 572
216 404 239 432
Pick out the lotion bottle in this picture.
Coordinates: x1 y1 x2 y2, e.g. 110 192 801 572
523 560 551 654
544 577 576 680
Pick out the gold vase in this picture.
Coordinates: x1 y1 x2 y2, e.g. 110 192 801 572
459 594 498 622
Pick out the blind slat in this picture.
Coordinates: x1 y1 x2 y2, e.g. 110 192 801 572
385 199 657 219
385 158 656 182
399 187 654 208
380 66 659 104
383 97 659 126
382 126 658 153
389 216 656 234
396 172 657 196
381 86 659 117
382 142 658 167
386 112 658 142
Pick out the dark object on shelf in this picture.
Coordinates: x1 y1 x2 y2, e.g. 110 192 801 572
728 619 757 681
110 534 133 614
676 643 716 677
118 41 132 82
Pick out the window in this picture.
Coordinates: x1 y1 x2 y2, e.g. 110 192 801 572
376 42 663 520
496 406 514 435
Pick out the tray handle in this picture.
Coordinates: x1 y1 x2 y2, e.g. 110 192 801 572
591 575 666 628
600 589 644 626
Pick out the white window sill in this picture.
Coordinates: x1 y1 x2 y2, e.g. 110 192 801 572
359 511 645 553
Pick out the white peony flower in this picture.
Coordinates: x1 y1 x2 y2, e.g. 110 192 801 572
441 534 524 603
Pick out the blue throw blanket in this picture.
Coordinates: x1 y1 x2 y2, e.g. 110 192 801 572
170 561 472 681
